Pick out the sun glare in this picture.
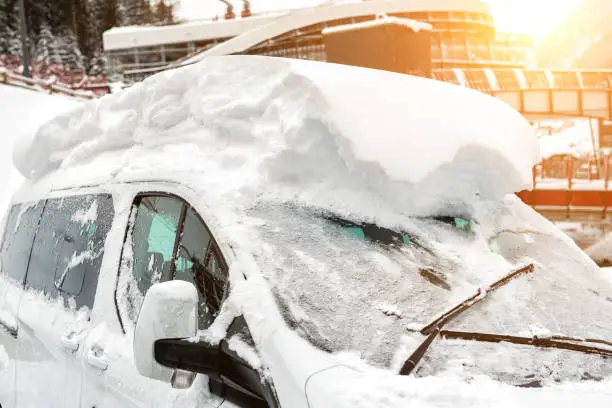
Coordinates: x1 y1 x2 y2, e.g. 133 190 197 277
487 0 581 41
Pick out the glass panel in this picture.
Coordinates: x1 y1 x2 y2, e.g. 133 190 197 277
27 194 114 309
131 196 183 295
175 208 227 329
0 202 45 284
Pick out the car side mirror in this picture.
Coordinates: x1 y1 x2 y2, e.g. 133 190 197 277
134 280 198 384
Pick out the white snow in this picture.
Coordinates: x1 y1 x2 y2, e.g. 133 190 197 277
0 310 17 334
15 56 537 218
13 200 38 233
227 335 263 369
55 249 98 288
585 232 612 265
316 372 612 408
321 14 432 35
71 200 98 225
8 56 612 406
133 280 198 382
0 345 7 370
538 119 594 159
0 84 79 213
518 325 554 339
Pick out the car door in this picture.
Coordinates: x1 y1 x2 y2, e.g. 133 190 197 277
14 193 114 408
82 193 228 408
0 201 44 408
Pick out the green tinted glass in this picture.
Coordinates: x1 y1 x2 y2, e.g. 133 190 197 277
148 215 177 260
344 227 366 240
454 217 470 232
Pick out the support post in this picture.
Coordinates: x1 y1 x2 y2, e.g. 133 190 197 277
590 118 602 176
567 155 574 190
605 154 610 191
18 0 30 78
604 154 609 219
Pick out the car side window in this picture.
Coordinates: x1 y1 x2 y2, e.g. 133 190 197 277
0 202 45 284
122 194 228 330
175 207 228 329
131 196 183 295
26 194 114 309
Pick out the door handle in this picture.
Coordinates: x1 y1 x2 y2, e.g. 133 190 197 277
60 331 80 353
0 310 18 339
86 345 109 371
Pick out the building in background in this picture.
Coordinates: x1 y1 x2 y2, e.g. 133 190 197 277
102 0 536 84
538 0 612 69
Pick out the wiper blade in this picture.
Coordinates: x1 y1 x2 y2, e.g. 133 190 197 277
547 335 612 349
399 263 535 376
399 327 441 375
421 263 535 335
440 330 612 358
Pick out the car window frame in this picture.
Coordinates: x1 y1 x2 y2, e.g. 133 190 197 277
114 191 230 334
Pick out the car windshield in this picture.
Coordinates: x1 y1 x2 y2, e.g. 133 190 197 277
248 197 612 386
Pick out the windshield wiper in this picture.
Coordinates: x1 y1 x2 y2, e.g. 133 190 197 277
420 263 535 335
439 330 612 358
399 263 535 376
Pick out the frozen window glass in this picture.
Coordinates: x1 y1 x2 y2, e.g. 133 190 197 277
0 202 45 284
175 208 227 329
26 194 114 309
131 196 183 295
121 195 229 330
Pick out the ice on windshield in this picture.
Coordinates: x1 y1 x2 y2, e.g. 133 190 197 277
248 195 612 384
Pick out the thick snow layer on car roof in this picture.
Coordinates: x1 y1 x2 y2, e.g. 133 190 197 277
0 84 79 212
14 56 536 218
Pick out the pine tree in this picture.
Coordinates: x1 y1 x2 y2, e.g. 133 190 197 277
86 0 120 75
8 29 23 57
1 0 21 55
122 0 153 26
0 0 12 53
73 0 91 59
153 0 175 26
35 24 62 65
56 27 84 70
93 0 120 32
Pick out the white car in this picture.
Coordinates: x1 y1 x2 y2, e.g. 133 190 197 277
1 56 612 408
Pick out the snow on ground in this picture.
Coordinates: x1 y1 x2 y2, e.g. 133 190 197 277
0 84 79 212
586 231 612 265
538 119 594 159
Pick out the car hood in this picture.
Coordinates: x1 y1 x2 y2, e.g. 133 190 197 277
305 365 612 408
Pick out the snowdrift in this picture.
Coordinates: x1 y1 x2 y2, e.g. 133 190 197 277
14 56 537 218
0 84 79 212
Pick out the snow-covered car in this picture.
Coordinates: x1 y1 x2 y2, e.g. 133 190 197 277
1 56 612 408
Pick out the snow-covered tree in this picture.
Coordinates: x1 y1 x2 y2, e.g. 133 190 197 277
35 24 63 65
153 0 176 26
57 27 84 70
8 29 23 56
0 0 20 54
91 0 120 31
122 0 153 26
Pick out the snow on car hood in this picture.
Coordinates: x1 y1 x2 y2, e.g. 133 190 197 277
249 194 612 386
14 56 536 218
